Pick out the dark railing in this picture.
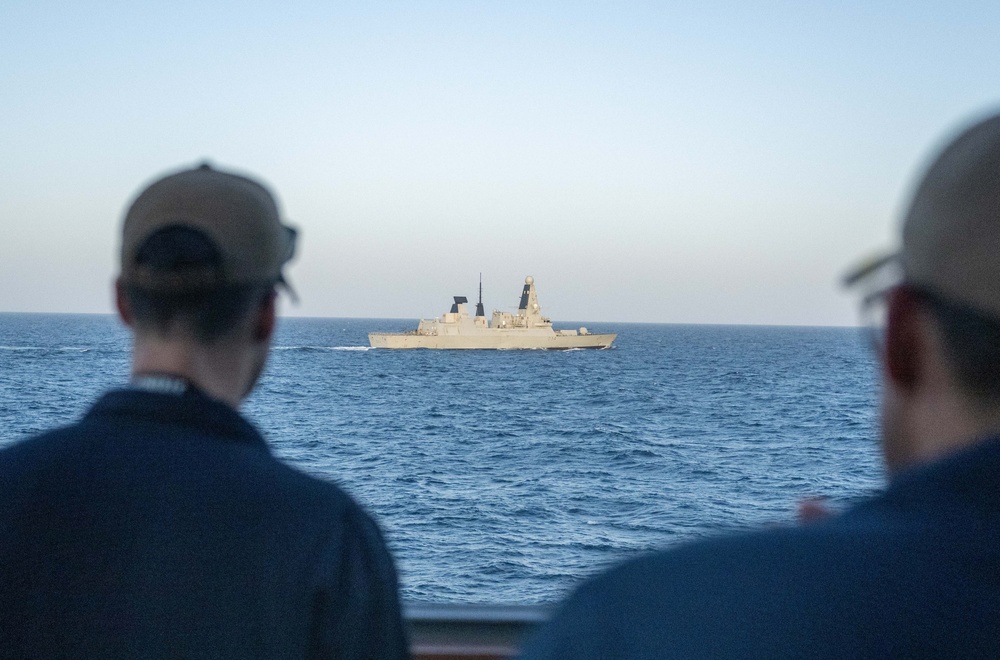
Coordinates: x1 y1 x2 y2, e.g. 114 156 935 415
405 603 551 660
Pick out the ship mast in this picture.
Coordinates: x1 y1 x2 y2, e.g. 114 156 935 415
475 272 485 317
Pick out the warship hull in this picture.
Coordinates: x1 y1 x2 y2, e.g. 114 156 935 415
368 331 615 350
368 275 616 350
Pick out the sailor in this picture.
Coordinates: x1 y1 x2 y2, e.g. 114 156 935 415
519 112 1000 657
0 164 409 658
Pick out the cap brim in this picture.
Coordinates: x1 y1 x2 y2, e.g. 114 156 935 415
277 273 299 304
842 252 900 289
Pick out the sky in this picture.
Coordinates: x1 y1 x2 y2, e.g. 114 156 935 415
2 1 999 325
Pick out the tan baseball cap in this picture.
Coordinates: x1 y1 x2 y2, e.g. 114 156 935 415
845 111 1000 320
120 163 297 296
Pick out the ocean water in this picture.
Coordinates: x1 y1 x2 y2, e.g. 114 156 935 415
0 313 882 603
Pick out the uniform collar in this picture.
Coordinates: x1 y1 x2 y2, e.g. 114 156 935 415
85 386 269 449
129 373 193 396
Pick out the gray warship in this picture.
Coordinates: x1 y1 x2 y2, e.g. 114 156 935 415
368 276 616 349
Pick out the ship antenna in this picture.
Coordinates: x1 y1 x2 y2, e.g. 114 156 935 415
475 272 485 317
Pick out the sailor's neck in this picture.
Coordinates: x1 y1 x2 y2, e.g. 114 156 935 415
130 336 250 409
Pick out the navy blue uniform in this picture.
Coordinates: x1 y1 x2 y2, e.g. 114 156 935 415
521 438 1000 658
0 387 409 659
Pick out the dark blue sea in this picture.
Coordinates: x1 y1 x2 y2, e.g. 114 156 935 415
0 313 882 603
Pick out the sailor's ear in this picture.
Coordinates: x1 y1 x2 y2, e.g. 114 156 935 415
253 289 277 343
883 286 923 389
115 279 133 328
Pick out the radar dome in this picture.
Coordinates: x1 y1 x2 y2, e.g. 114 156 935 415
525 276 534 285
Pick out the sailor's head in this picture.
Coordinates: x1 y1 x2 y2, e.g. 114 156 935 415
115 163 299 398
846 111 1000 473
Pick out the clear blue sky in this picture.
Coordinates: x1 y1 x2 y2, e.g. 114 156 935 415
2 1 999 324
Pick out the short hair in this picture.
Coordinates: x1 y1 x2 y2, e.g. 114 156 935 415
124 226 273 342
913 287 1000 404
